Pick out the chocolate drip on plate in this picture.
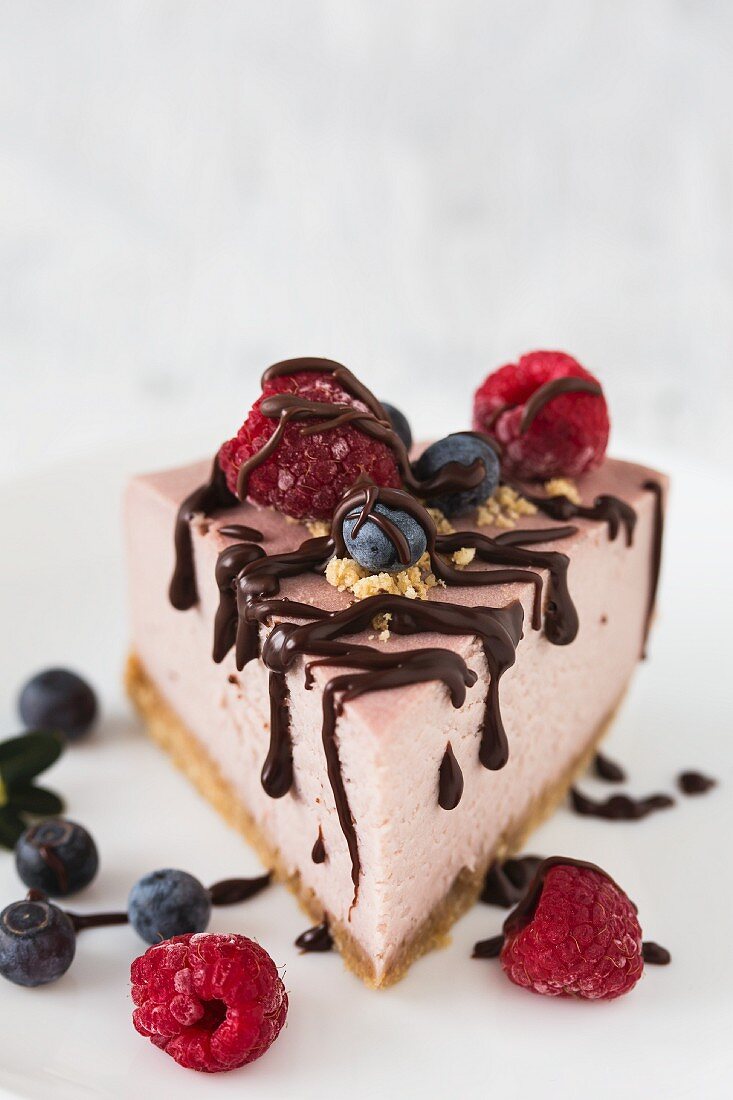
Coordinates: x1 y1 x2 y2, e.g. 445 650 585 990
311 827 327 864
438 742 464 810
295 920 333 952
678 771 716 796
593 751 626 783
169 457 238 610
480 855 544 907
218 523 264 542
66 910 129 933
472 933 504 959
208 873 271 905
642 941 671 965
570 787 674 820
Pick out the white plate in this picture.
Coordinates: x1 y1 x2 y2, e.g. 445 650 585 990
0 442 730 1100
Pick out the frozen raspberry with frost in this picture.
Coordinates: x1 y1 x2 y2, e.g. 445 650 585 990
219 370 402 520
131 933 288 1073
500 860 643 1000
472 351 610 480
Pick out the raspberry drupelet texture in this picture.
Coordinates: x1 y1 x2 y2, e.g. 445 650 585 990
219 370 402 519
131 933 288 1073
500 862 643 1000
473 350 610 480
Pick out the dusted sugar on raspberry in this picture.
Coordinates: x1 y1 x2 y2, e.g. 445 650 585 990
500 860 643 1000
219 370 402 519
473 351 610 480
131 933 288 1073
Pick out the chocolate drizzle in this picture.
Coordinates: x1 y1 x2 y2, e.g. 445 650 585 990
642 480 664 656
480 855 543 907
238 357 489 503
642 941 671 965
311 827 327 864
208 873 271 905
518 484 637 546
678 771 716 796
570 787 674 820
593 751 626 783
170 457 238 610
438 742 464 810
472 934 504 959
519 377 603 433
295 920 333 952
502 856 630 937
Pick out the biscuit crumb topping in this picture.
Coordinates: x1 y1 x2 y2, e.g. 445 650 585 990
544 478 581 505
476 485 537 529
325 552 439 603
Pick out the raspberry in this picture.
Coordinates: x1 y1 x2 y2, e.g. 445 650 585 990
219 370 402 520
131 933 288 1073
473 351 610 480
500 860 643 1000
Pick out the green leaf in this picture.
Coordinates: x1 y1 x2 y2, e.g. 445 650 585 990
0 731 64 788
7 784 65 816
0 806 26 850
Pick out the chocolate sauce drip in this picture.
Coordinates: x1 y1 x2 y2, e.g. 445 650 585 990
642 941 671 965
255 594 520 902
213 541 266 662
311 827 326 864
570 787 674 820
642 480 664 656
239 358 489 503
593 751 626 783
170 457 238 610
480 855 543 907
438 742 464 810
295 920 333 952
502 856 630 937
208 873 271 905
517 485 637 546
472 934 504 959
519 377 603 433
218 524 264 542
261 670 293 798
678 771 716 796
66 910 129 933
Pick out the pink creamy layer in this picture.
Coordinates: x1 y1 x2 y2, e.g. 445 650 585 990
125 456 666 980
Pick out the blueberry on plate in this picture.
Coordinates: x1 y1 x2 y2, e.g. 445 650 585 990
18 669 98 741
380 401 413 451
412 432 500 517
15 819 99 897
0 896 76 986
343 502 427 573
128 869 212 944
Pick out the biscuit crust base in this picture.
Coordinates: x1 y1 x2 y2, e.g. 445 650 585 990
125 651 621 988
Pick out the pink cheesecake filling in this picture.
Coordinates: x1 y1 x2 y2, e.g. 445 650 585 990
125 455 665 982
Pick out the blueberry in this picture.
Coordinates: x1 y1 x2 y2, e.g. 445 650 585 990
343 503 427 573
0 896 76 986
380 401 412 451
18 669 97 741
15 819 99 898
128 869 212 944
412 432 500 517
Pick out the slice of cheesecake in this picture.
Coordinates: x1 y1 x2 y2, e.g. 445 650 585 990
124 449 666 987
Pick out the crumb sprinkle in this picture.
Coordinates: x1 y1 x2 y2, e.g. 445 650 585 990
544 478 581 505
476 485 537 529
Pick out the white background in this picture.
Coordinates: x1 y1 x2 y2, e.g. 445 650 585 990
1 0 732 479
